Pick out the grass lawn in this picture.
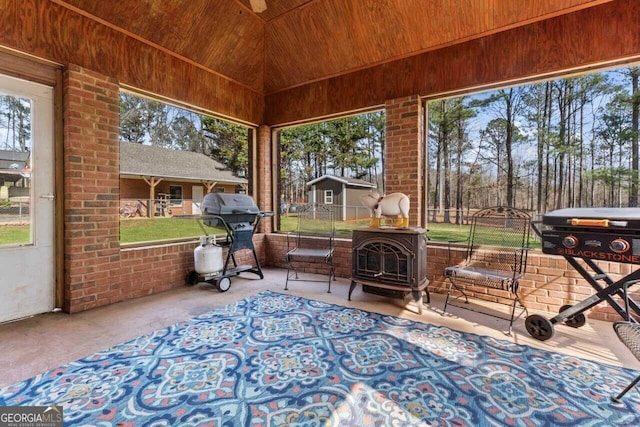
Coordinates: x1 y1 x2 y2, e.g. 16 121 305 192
279 217 540 248
2 217 539 249
279 215 469 240
0 225 30 246
120 217 225 244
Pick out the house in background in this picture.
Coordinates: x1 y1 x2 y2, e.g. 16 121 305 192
119 142 247 216
306 175 376 221
0 149 30 200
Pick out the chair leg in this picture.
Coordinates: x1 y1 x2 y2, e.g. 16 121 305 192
612 374 640 403
507 296 518 336
327 265 333 293
444 277 468 314
285 258 294 290
443 279 453 314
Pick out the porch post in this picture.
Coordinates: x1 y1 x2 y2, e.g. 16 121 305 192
384 95 424 227
256 125 273 233
143 176 162 218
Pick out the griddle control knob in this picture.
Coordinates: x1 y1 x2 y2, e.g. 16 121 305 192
562 235 579 249
610 238 630 253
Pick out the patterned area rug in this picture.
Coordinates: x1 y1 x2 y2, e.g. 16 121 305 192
1 291 640 426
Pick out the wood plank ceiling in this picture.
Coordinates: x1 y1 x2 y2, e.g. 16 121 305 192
56 0 611 96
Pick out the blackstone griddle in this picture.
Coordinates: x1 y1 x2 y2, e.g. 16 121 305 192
527 208 640 340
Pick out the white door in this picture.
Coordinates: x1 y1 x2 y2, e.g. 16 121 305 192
192 185 203 215
0 73 55 323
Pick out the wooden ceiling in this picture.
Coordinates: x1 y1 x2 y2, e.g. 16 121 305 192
55 0 611 95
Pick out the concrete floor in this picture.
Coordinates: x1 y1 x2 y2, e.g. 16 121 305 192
0 267 638 389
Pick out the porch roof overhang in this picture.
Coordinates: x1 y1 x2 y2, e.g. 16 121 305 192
119 173 246 186
119 142 247 186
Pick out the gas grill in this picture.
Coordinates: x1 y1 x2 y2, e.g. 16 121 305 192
527 208 640 340
187 193 272 291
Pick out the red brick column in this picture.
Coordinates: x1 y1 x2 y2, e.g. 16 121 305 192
385 95 424 227
256 125 273 233
63 64 122 312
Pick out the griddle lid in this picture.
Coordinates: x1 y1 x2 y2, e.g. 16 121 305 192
543 208 640 229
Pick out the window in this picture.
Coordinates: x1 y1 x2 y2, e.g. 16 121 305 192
324 190 333 204
215 187 225 193
118 91 252 244
277 111 384 234
426 62 640 244
169 185 183 206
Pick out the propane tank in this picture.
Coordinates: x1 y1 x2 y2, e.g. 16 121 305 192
194 236 223 274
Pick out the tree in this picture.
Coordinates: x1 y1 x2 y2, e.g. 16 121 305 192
0 94 31 151
201 117 248 176
618 67 640 206
471 88 526 207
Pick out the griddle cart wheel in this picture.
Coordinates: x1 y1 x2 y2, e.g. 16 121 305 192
187 270 199 286
216 276 231 292
559 304 587 328
525 314 555 341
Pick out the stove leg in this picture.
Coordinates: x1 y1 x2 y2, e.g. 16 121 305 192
348 281 358 300
412 290 424 315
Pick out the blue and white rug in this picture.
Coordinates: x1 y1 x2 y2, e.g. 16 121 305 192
1 290 639 425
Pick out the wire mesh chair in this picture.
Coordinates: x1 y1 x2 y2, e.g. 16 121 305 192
443 206 531 335
612 280 640 403
284 204 335 293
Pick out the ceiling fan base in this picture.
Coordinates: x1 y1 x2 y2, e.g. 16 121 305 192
249 0 267 14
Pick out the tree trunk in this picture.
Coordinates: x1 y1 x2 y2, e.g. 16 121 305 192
631 69 639 206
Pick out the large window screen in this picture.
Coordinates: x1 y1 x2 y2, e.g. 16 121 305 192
118 92 250 244
277 112 385 235
427 65 640 235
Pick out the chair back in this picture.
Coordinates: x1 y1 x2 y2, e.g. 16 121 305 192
465 207 531 275
293 204 336 247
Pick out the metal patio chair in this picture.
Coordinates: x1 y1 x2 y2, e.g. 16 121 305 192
284 204 335 293
443 206 531 335
612 280 640 403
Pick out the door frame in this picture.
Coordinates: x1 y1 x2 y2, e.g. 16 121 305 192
0 49 64 309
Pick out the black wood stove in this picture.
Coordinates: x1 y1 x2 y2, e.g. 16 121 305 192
527 208 640 340
349 227 429 314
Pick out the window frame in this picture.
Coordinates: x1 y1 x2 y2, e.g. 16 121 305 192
324 189 333 205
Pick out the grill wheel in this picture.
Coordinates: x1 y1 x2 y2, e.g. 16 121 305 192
559 304 587 328
525 314 554 341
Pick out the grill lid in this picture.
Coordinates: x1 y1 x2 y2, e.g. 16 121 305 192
202 193 259 216
543 208 640 230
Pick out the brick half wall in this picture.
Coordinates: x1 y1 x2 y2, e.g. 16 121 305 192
264 232 633 322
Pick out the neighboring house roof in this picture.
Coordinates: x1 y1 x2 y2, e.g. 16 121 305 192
0 149 29 170
119 142 247 184
306 174 376 188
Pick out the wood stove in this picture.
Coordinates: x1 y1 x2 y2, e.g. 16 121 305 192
349 227 429 314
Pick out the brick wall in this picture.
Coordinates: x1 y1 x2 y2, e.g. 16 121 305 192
63 64 122 312
384 95 424 227
264 233 630 321
62 64 269 313
256 125 273 233
61 66 631 324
